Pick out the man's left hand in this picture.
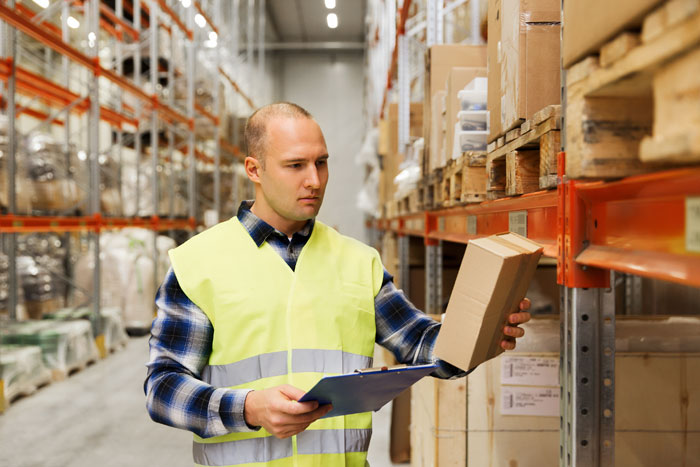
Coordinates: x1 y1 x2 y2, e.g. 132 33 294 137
501 298 531 351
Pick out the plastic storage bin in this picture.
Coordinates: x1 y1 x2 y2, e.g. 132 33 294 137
458 110 489 132
458 90 487 111
458 131 489 152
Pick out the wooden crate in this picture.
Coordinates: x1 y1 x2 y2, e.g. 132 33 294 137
566 0 700 178
485 105 561 199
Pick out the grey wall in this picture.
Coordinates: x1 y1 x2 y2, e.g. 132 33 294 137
277 51 367 242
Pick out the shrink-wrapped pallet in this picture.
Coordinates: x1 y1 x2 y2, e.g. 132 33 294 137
0 344 51 408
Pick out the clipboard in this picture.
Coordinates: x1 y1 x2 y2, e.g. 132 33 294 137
297 363 438 418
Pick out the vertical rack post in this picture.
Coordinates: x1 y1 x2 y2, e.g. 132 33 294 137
397 33 409 155
187 0 196 231
168 26 176 224
560 282 616 467
398 234 410 298
213 0 222 224
88 0 102 339
426 0 443 47
150 0 160 297
425 241 443 315
5 0 17 321
247 0 254 102
257 0 265 103
134 0 142 217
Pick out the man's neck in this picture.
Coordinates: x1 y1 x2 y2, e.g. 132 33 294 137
250 202 308 237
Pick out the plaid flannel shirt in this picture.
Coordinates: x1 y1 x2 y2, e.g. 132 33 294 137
144 201 465 438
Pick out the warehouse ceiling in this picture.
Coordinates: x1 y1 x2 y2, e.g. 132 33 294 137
266 0 366 48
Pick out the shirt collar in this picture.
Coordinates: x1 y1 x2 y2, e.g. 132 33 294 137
237 200 314 247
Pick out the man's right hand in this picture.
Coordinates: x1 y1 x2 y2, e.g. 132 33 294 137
244 384 332 439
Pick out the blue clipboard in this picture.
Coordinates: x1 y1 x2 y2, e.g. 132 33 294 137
297 363 438 418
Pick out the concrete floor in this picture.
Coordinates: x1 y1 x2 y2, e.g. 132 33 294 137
0 336 405 467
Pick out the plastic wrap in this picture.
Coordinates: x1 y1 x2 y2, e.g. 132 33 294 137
24 132 87 214
0 345 51 405
17 234 68 318
0 320 98 374
43 306 128 353
393 138 424 200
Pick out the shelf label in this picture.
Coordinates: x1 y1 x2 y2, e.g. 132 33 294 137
509 210 528 237
501 386 559 417
439 217 446 232
687 197 700 253
501 356 559 387
467 215 477 235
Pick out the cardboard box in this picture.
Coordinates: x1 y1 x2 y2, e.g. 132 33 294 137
424 45 486 173
488 0 561 140
434 232 543 371
445 67 487 162
429 90 447 173
563 0 665 68
467 317 700 466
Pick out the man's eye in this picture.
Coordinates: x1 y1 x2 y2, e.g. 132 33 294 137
317 160 327 166
289 163 302 169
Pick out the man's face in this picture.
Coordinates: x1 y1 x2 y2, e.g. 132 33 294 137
255 117 329 224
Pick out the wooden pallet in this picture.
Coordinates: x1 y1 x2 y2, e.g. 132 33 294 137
486 105 562 199
566 0 700 179
424 152 488 209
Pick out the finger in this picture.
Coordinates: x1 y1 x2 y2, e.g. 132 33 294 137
503 325 525 338
279 384 308 401
519 298 531 311
509 311 531 325
500 338 516 350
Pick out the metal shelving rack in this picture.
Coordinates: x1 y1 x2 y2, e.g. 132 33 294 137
0 0 262 393
369 1 700 466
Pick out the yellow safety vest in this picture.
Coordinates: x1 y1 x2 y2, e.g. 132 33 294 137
169 217 384 467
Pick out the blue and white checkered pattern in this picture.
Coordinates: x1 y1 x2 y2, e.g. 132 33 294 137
145 201 465 438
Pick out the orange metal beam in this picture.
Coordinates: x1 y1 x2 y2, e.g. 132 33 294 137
99 2 139 41
193 1 219 35
15 2 62 37
195 103 219 126
0 215 194 233
157 0 193 40
219 67 256 110
220 138 244 162
16 107 65 126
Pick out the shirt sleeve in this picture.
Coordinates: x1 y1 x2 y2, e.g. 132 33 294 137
374 269 470 379
144 267 259 438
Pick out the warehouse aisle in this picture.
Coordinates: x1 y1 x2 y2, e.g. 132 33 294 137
0 336 402 467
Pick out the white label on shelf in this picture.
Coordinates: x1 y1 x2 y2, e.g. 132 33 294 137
467 215 477 235
687 197 700 253
501 356 559 386
501 386 559 417
439 217 446 231
509 210 528 237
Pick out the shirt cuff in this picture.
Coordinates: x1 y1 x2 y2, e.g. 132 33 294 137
219 388 260 432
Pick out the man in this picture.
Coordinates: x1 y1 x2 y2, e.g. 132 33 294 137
145 102 531 466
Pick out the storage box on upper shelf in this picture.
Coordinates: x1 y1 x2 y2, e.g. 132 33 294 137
458 131 489 153
487 0 561 141
563 0 665 68
445 67 487 171
458 111 489 131
458 89 488 111
423 45 486 175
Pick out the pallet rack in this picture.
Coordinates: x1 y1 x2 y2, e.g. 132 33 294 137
369 1 700 466
0 0 265 411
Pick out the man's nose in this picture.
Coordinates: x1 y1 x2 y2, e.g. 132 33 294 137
304 165 321 189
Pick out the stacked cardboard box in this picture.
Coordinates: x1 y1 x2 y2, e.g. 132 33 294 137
423 45 486 174
487 0 561 141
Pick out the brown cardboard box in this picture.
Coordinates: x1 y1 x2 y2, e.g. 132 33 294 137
488 0 561 140
445 67 487 163
563 0 665 68
424 45 486 173
434 232 543 371
467 317 700 466
429 90 447 172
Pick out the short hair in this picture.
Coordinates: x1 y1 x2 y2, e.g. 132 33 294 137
244 102 314 167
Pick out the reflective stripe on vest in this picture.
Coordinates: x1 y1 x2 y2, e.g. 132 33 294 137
193 429 372 466
203 350 374 388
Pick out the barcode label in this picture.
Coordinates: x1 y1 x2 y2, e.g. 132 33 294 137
501 386 559 417
501 356 559 386
467 215 477 235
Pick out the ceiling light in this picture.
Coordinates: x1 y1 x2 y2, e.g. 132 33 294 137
326 13 338 29
67 16 80 29
209 31 217 41
32 0 49 8
181 0 192 7
324 0 336 8
195 13 207 28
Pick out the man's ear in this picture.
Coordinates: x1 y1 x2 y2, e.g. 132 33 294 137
244 156 262 183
